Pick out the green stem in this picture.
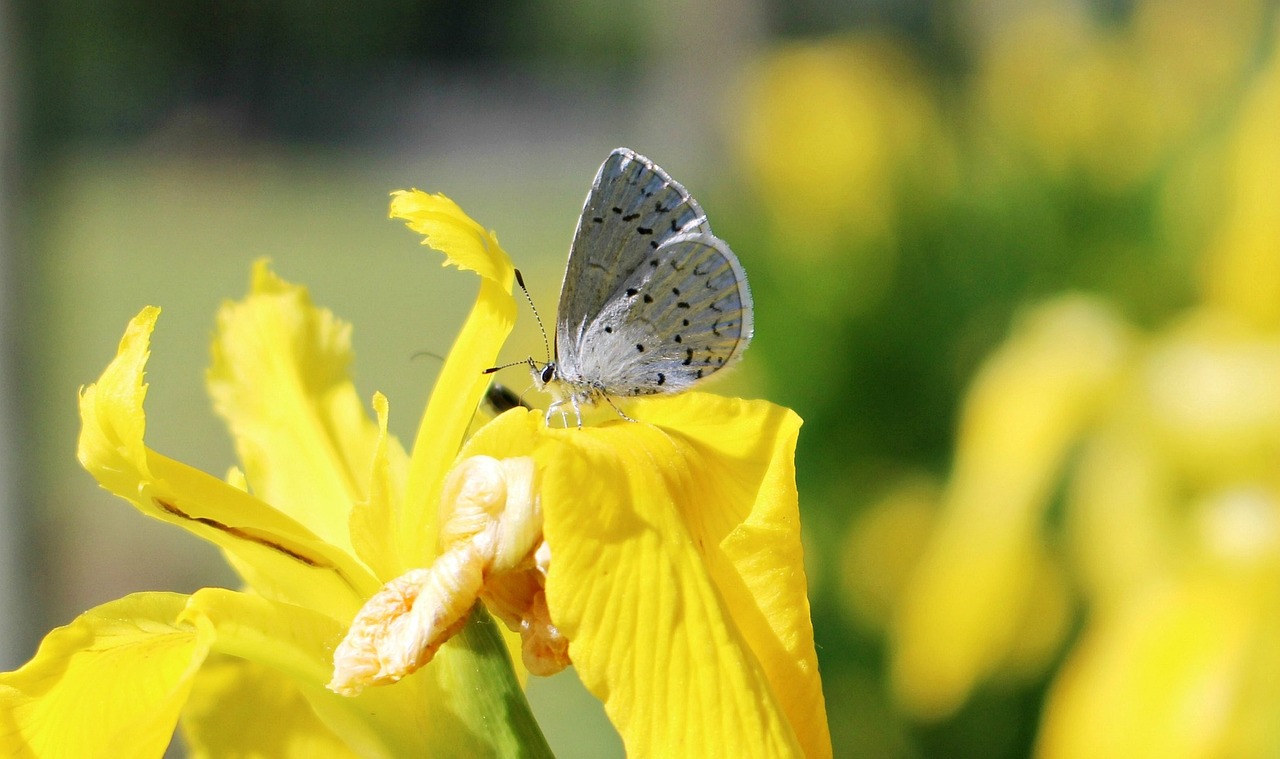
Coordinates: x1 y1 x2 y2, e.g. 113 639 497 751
439 603 556 759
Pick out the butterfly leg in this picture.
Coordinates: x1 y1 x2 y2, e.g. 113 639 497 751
544 399 563 427
602 395 636 423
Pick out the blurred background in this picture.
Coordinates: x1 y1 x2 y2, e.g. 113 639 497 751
3 0 1280 756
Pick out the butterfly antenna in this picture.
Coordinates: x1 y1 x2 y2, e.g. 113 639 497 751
515 269 552 364
482 359 532 375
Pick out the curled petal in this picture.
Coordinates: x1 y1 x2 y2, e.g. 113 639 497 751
438 455 511 546
389 191 510 282
438 455 542 571
332 455 543 694
490 458 541 570
329 558 482 696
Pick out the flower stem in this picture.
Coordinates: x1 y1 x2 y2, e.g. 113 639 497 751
445 603 556 758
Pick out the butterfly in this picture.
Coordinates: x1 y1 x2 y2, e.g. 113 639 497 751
497 148 754 426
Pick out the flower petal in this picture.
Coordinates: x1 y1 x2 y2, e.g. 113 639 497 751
208 261 390 555
390 190 510 282
391 191 517 569
0 592 209 758
891 297 1129 718
181 587 440 758
349 393 409 582
184 588 547 758
181 655 359 758
464 396 832 758
635 393 831 758
1037 578 1260 759
78 307 379 621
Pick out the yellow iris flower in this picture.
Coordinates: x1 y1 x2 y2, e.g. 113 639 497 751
1 187 829 758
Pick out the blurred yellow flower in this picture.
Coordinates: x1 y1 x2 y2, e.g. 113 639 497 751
1201 26 1280 330
889 296 1130 718
874 36 1280 746
839 476 939 634
734 34 956 317
971 0 1265 189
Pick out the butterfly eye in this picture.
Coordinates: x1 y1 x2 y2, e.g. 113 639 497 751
541 363 556 384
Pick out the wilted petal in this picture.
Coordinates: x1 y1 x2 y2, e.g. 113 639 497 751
332 455 543 693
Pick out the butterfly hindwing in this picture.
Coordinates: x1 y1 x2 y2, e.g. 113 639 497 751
567 232 753 396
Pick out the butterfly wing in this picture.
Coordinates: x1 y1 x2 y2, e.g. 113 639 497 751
556 148 710 367
567 231 754 396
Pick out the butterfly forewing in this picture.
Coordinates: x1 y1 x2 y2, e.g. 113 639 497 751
556 148 710 356
569 232 753 396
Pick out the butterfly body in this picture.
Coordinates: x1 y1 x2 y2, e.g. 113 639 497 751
534 148 753 425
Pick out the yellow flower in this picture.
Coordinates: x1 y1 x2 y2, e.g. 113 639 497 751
3 184 830 758
0 191 541 756
335 191 832 755
733 35 955 320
